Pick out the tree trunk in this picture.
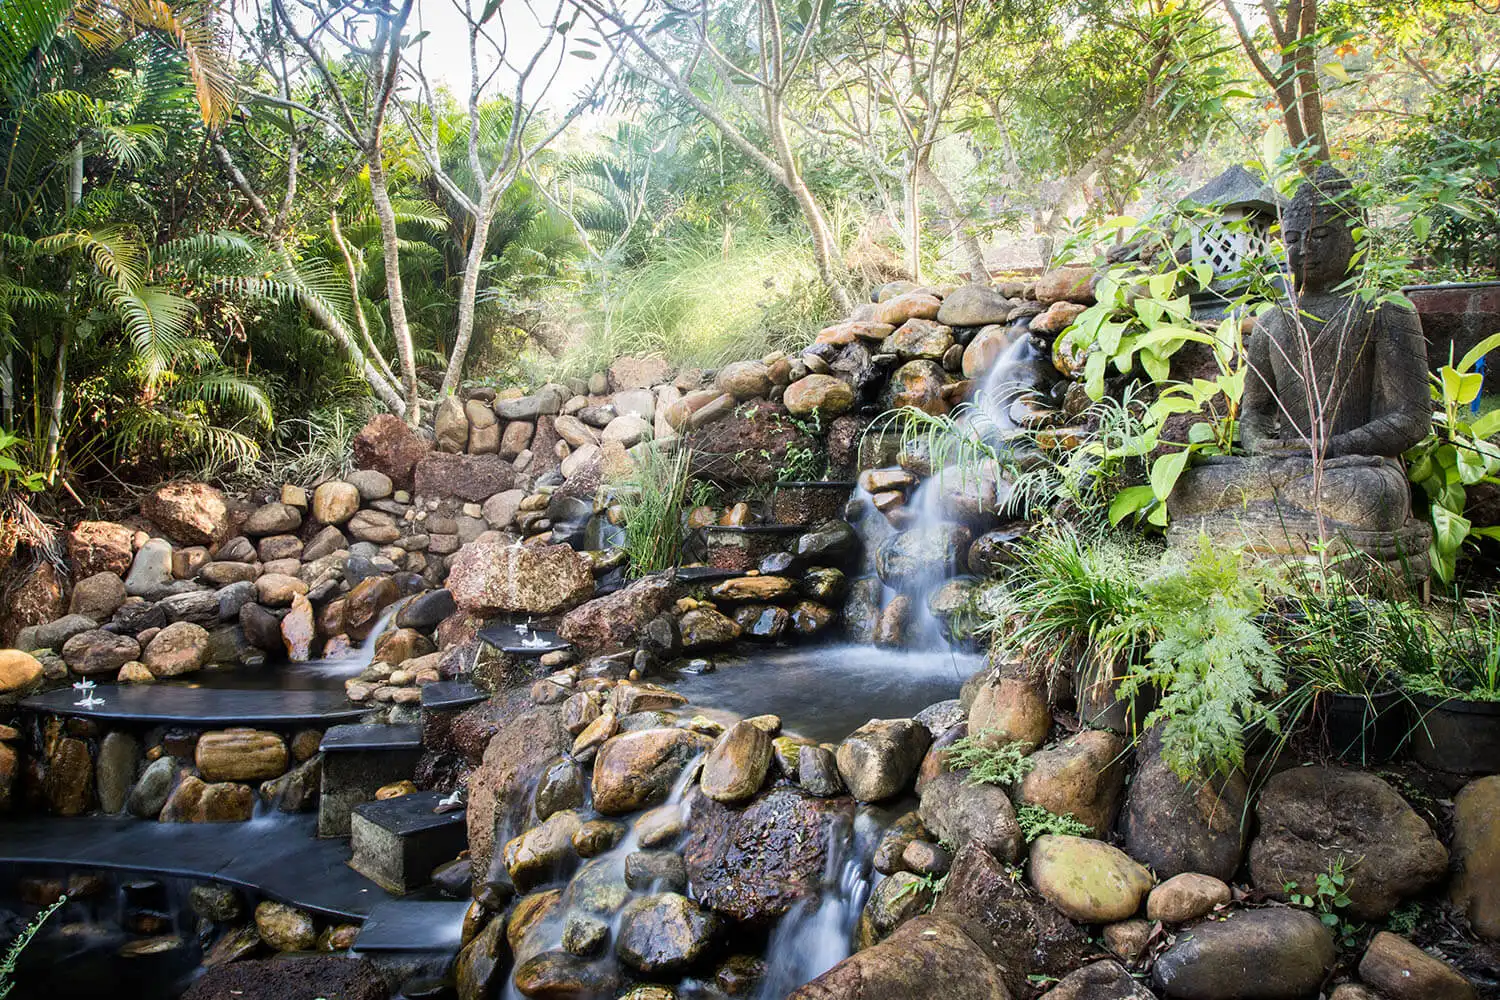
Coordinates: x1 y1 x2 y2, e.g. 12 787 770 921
367 154 421 424
919 161 988 281
766 98 851 312
903 158 921 283
43 326 69 478
440 194 496 398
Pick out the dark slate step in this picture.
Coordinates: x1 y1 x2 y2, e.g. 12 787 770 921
318 725 426 839
477 622 571 657
22 684 368 727
419 681 486 712
352 898 470 953
348 792 466 896
0 813 391 919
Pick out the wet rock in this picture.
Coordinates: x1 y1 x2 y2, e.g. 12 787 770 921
617 892 720 975
841 576 882 644
857 871 934 947
62 628 141 676
1016 729 1127 837
624 850 688 891
1040 959 1155 1000
875 524 971 591
966 674 1051 752
679 606 742 649
260 754 321 813
190 884 243 923
143 481 228 545
256 572 308 607
161 775 254 822
592 728 712 814
1147 872 1231 924
46 736 93 815
280 594 315 661
396 588 456 629
196 729 288 781
734 604 789 640
255 900 317 951
883 360 949 415
789 601 834 635
919 770 1022 863
798 746 843 797
513 950 619 999
789 915 1008 1000
967 524 1030 576
1358 931 1475 1000
533 757 587 820
455 913 506 1000
890 318 954 361
902 840 951 876
95 731 139 814
1029 834 1151 923
143 621 210 677
311 481 361 525
573 819 625 857
1121 729 1248 882
837 719 931 803
449 540 594 616
344 575 399 639
128 756 178 818
1151 908 1334 1000
1250 766 1447 919
504 809 583 890
701 720 773 803
684 785 854 924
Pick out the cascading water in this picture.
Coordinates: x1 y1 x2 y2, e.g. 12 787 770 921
284 604 402 680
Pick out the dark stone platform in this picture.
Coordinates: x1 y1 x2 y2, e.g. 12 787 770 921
22 684 369 726
321 723 423 753
0 814 390 918
419 681 486 711
476 623 570 656
353 898 470 952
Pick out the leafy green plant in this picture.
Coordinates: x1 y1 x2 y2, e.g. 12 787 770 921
944 731 1036 786
1109 538 1284 779
615 444 696 578
0 894 67 999
891 871 947 911
1284 859 1359 948
1404 331 1500 586
1015 804 1091 842
1402 604 1500 704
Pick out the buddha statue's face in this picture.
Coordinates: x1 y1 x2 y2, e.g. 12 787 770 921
1285 215 1357 294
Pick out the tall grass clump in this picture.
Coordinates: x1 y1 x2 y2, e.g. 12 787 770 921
617 445 697 578
570 230 837 375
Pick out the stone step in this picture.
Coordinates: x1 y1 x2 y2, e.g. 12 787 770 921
348 792 466 896
22 684 368 727
351 898 470 954
476 621 570 656
318 724 424 838
419 680 487 712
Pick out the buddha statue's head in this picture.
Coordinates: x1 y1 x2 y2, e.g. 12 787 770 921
1283 165 1361 294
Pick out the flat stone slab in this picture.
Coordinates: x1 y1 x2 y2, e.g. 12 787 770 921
477 623 570 656
0 814 392 919
23 684 368 726
353 898 470 952
321 723 423 753
420 681 486 711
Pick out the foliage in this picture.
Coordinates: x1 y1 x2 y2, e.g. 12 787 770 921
615 445 697 579
944 730 1036 786
1405 331 1500 586
0 893 67 998
1400 603 1500 703
1015 804 1091 842
1283 858 1359 948
1107 538 1285 779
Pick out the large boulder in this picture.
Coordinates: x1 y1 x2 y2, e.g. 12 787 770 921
1015 729 1128 837
67 520 135 577
1151 908 1334 1000
592 728 712 815
615 892 720 975
784 374 855 418
1249 766 1447 920
684 399 819 487
448 540 594 616
700 719 773 803
352 413 430 491
1034 267 1097 306
966 674 1051 752
787 915 1009 1000
919 771 1022 864
1452 775 1500 940
1120 728 1248 881
142 621 210 677
1358 931 1476 1000
142 481 228 545
415 452 521 503
938 284 1014 327
1027 834 1153 923
836 719 931 802
557 575 678 656
466 693 572 881
61 629 141 676
682 785 855 925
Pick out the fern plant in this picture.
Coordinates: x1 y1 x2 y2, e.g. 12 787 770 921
944 732 1036 786
0 893 67 998
1015 804 1091 842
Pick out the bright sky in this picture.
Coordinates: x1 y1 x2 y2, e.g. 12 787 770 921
410 0 614 114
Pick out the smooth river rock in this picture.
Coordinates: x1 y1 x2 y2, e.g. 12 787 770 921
1151 908 1334 1000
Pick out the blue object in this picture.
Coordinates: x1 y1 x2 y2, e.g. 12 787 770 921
1475 357 1487 415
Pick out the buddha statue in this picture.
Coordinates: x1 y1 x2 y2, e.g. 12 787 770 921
1167 166 1433 577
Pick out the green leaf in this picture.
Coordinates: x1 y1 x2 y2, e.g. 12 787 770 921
1411 214 1433 242
1084 350 1107 401
1459 332 1500 375
1150 449 1191 502
1108 485 1156 526
1469 410 1500 439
